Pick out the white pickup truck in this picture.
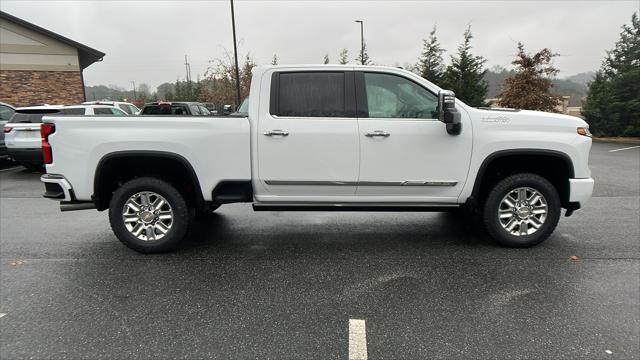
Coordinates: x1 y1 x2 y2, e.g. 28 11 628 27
40 65 594 253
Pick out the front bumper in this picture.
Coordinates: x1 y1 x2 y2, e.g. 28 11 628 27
7 148 42 163
41 173 74 201
569 178 595 207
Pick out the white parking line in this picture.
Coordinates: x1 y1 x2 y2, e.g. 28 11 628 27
609 145 640 153
349 319 368 360
0 313 6 318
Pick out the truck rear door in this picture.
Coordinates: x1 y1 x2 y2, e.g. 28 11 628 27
257 70 359 198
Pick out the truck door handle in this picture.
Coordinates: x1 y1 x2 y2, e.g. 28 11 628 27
264 129 289 136
365 130 390 137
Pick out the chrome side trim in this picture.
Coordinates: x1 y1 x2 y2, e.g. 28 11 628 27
264 180 458 187
264 180 357 186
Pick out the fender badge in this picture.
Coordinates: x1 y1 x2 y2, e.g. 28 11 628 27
481 115 510 123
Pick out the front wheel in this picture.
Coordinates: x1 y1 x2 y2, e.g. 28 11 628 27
109 177 190 253
483 173 561 247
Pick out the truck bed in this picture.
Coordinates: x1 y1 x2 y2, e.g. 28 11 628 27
43 115 251 202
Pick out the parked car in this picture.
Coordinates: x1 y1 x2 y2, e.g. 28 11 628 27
82 101 140 115
0 102 16 159
40 65 594 253
4 104 127 170
140 101 212 116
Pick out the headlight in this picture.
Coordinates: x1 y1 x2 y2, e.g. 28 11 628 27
577 127 592 137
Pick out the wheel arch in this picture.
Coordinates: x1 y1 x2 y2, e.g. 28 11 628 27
470 149 575 208
93 150 205 211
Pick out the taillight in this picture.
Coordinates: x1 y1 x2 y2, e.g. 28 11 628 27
3 127 12 133
41 123 55 164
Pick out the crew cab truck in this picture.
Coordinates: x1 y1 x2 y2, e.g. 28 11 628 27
40 65 594 253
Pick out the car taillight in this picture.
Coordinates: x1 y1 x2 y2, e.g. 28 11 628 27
3 127 12 133
41 123 55 164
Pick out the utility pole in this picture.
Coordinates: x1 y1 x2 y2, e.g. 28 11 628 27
355 20 364 65
230 0 241 109
184 54 192 99
184 55 191 83
131 80 136 101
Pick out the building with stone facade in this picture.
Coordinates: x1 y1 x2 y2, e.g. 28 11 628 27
0 11 104 107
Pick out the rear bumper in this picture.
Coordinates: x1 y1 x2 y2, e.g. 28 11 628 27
41 173 74 201
569 178 595 208
7 148 42 163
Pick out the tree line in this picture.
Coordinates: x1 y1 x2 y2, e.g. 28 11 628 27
88 12 638 136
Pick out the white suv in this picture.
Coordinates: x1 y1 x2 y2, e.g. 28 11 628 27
82 101 140 115
4 104 127 170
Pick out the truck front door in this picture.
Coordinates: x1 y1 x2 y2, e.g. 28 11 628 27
355 71 473 203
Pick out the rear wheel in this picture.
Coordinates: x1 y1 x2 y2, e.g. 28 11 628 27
109 177 189 253
483 173 561 247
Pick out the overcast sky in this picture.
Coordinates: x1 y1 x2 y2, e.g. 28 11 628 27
2 0 638 90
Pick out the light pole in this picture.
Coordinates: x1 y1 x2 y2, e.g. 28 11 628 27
230 0 241 109
354 20 364 65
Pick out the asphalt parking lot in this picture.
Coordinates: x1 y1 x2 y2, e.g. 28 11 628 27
0 142 638 359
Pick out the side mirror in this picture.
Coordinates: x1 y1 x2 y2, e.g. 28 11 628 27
438 90 462 135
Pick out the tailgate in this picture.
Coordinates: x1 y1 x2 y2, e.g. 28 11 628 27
4 122 42 149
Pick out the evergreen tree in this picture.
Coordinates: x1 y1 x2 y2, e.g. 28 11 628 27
323 53 330 64
582 12 639 136
442 26 488 107
497 42 561 112
271 53 278 65
339 48 349 64
417 26 446 86
355 41 372 65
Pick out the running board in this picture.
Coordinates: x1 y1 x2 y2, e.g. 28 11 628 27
252 203 460 212
60 201 96 212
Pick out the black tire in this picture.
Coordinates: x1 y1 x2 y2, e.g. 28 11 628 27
109 177 190 253
483 173 561 247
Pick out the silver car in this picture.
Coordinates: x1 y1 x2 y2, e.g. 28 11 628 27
0 102 16 159
4 104 127 170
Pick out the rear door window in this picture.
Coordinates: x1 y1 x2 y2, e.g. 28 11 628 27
274 72 347 117
61 108 85 115
94 107 114 115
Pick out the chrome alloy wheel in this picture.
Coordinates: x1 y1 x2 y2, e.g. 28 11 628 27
498 187 548 236
122 191 173 241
